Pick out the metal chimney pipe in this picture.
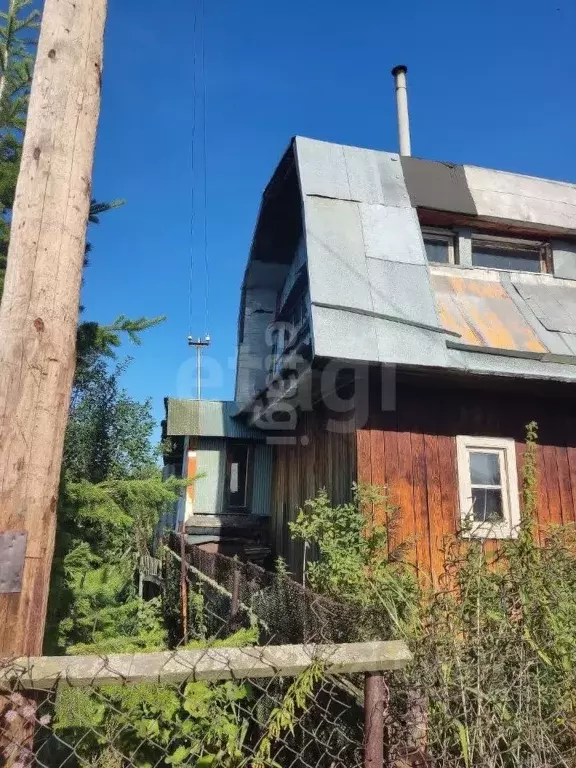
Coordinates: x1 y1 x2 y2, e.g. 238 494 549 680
391 64 411 156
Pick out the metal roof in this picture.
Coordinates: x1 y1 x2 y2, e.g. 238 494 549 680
165 399 263 439
236 136 576 398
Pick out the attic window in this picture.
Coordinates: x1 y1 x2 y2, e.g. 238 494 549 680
456 436 520 539
422 229 456 264
472 235 549 273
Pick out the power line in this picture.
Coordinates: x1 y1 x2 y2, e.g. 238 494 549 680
187 0 210 340
201 0 209 336
187 0 199 338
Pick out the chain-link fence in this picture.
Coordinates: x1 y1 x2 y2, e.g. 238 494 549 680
164 532 373 648
0 639 411 768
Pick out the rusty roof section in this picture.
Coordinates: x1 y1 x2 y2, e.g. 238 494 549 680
433 273 548 354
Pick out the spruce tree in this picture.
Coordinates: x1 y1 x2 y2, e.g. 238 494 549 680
0 0 39 296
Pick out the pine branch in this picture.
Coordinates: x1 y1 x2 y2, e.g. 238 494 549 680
104 314 166 345
88 198 125 224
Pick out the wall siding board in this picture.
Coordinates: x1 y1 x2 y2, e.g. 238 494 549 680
356 427 372 485
565 417 576 525
270 407 356 577
395 410 416 563
383 411 400 542
536 445 551 543
358 382 576 582
554 445 573 525
542 444 563 527
270 380 576 583
410 429 432 578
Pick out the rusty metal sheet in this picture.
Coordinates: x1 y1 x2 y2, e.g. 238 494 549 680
432 274 548 354
0 531 27 593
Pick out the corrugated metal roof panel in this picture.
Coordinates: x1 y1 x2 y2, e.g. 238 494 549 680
166 400 263 439
432 274 548 354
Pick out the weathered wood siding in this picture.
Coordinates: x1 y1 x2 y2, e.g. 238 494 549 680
271 408 357 576
357 382 576 581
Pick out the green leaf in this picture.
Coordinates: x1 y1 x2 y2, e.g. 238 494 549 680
165 745 191 765
451 719 471 768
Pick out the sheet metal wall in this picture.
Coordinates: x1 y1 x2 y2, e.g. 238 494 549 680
188 437 272 518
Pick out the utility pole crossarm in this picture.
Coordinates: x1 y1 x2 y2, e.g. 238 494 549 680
188 335 211 400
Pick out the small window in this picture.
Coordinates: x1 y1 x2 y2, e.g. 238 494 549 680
226 444 251 509
456 436 520 539
472 237 547 273
422 229 456 264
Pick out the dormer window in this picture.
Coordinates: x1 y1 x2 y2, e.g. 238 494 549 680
423 229 456 264
422 224 552 275
471 235 549 274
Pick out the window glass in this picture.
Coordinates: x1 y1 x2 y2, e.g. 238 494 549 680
227 445 249 508
424 237 450 263
471 488 503 522
472 241 541 272
470 451 500 485
468 450 504 523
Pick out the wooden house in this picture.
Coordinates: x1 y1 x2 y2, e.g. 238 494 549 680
165 135 576 578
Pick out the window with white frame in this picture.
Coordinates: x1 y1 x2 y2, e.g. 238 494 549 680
456 436 520 539
422 228 456 264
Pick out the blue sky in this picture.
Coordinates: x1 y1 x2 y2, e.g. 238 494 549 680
82 0 576 432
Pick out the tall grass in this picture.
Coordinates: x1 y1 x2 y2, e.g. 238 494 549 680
291 423 576 767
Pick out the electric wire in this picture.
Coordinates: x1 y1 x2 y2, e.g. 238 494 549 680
201 0 210 337
187 0 199 339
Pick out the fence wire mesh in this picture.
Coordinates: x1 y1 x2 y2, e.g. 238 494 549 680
0 640 409 768
0 536 412 768
164 533 368 647
4 534 576 768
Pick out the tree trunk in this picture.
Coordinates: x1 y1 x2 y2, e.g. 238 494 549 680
0 0 108 658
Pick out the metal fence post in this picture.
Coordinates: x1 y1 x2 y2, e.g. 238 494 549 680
179 530 189 644
230 559 240 623
364 671 385 768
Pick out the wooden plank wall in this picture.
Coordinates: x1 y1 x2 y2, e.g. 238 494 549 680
356 382 576 583
270 407 357 577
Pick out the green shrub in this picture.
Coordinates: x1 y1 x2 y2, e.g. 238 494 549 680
292 424 576 767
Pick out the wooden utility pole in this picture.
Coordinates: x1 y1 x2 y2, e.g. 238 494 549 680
0 0 108 657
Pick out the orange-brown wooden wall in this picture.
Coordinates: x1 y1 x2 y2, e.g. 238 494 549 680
356 382 576 581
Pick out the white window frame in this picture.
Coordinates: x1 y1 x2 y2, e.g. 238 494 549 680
422 227 457 265
456 435 521 539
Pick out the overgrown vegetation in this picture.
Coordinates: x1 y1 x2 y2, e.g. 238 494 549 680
291 422 576 767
